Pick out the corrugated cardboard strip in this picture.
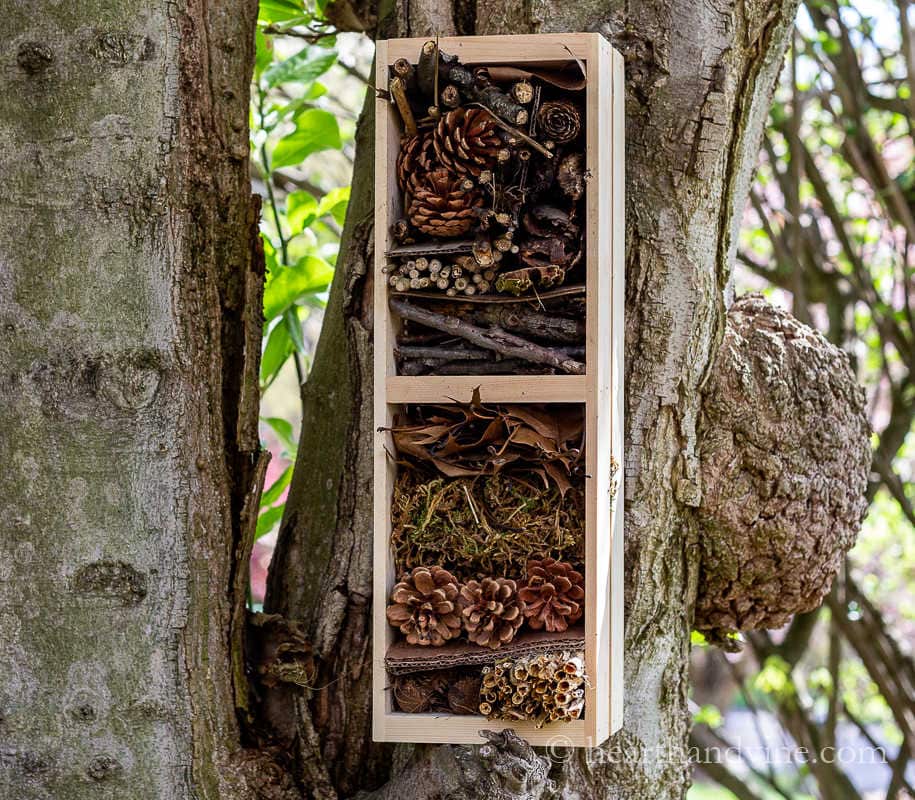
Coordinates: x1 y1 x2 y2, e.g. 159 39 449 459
385 626 585 675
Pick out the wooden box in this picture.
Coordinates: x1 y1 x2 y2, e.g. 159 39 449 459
373 33 624 746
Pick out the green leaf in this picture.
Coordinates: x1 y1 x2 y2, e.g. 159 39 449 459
258 0 309 24
692 704 723 729
263 417 298 453
254 29 273 79
260 320 294 388
263 254 334 320
271 109 341 169
284 308 307 355
261 465 293 508
264 46 337 89
315 186 351 226
287 190 318 232
256 503 285 539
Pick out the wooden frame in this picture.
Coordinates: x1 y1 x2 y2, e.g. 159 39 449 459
372 33 625 747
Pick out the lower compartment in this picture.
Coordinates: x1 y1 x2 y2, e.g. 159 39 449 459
376 395 592 735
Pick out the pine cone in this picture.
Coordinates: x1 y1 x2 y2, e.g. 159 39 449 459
434 107 503 178
406 168 483 238
519 558 584 632
397 132 437 192
386 565 462 646
536 100 582 144
459 577 525 649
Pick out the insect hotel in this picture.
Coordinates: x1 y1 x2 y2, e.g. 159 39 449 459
373 33 624 746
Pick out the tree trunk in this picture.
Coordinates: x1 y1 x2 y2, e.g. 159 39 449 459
267 1 800 798
0 1 268 797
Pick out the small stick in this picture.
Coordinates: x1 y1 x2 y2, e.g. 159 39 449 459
393 58 413 80
389 77 417 137
467 103 553 159
433 34 440 114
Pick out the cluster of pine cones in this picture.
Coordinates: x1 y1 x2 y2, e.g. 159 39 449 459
385 558 584 650
480 651 586 726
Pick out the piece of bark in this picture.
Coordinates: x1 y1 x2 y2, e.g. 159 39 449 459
428 303 585 344
386 239 475 258
394 344 491 360
401 358 555 375
390 297 585 374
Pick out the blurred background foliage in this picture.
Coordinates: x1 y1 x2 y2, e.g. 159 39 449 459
248 1 914 797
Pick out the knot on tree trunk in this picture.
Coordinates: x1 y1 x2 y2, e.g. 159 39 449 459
695 294 871 646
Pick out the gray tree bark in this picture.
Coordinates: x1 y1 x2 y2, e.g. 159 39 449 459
0 1 269 797
265 1 802 798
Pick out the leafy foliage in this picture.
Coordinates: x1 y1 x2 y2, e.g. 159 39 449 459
250 2 366 549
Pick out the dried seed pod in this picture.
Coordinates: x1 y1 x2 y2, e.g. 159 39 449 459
441 84 461 108
519 557 585 632
393 674 437 713
447 674 482 715
406 168 484 238
391 218 412 243
537 100 582 143
557 152 585 201
512 80 534 104
434 107 503 177
386 565 462 646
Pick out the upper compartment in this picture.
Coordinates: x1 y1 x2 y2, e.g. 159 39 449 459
377 39 593 378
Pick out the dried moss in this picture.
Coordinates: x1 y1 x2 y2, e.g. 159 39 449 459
391 470 584 581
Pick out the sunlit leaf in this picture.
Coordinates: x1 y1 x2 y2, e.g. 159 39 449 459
263 254 335 320
287 190 318 231
315 186 351 226
258 0 309 24
261 465 293 508
271 109 342 169
256 503 285 539
263 417 298 454
264 46 337 89
260 319 294 388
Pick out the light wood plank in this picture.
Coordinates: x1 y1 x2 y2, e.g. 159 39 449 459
384 33 596 64
380 712 591 746
386 375 586 404
609 46 627 736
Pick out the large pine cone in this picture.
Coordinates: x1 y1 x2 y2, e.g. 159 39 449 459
519 558 584 632
459 577 525 649
396 132 437 193
434 107 502 177
386 566 462 646
406 168 483 238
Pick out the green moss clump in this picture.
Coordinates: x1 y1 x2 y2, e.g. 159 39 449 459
391 470 584 581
